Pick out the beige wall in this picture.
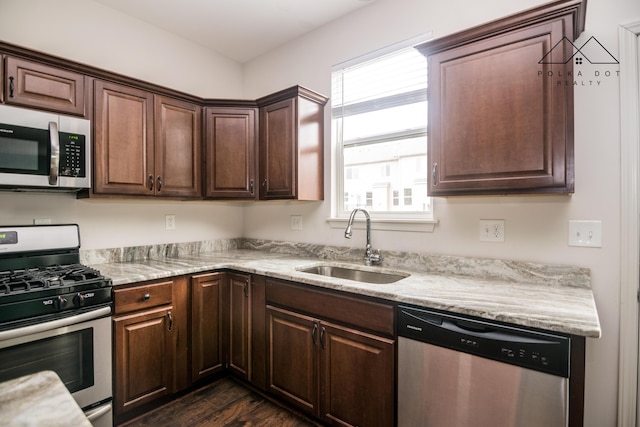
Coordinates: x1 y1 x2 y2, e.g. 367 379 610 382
242 0 637 425
0 0 638 424
0 0 247 249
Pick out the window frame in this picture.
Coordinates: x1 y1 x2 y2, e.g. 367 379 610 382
329 33 437 233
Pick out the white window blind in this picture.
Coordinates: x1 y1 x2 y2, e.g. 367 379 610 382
332 37 432 220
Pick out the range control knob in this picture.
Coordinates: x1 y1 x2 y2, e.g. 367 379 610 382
74 292 85 307
54 296 68 310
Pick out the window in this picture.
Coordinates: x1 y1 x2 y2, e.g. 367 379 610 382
332 36 433 222
404 188 412 205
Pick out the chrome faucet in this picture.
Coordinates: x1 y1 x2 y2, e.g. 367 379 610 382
344 208 382 266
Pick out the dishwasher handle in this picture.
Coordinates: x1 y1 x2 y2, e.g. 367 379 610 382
442 318 555 345
399 307 567 346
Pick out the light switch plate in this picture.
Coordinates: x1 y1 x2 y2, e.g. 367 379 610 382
291 215 303 231
165 214 176 230
568 220 602 247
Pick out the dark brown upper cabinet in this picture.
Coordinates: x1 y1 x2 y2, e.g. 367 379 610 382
204 106 258 199
4 56 85 116
154 95 202 198
416 0 586 196
0 43 328 202
93 80 201 198
257 86 328 201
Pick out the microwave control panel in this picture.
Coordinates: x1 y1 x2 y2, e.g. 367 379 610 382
59 132 86 178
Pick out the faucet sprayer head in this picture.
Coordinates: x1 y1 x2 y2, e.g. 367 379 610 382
344 226 353 238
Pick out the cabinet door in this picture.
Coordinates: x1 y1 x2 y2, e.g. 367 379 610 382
422 17 574 195
250 275 267 391
191 272 228 382
321 322 395 427
259 98 296 199
170 276 190 392
205 107 257 199
266 305 319 417
155 96 202 198
94 80 154 195
4 56 85 116
228 273 251 379
113 305 174 417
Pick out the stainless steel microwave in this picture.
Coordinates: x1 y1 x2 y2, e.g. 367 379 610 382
0 105 90 191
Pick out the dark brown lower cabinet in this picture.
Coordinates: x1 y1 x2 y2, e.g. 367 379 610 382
191 272 228 382
113 305 175 417
266 279 395 427
228 272 251 379
321 322 395 427
113 273 393 426
113 277 187 424
267 306 318 414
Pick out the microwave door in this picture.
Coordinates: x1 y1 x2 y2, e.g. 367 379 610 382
0 105 59 188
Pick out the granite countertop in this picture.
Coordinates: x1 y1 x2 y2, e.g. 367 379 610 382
0 371 91 427
90 245 601 338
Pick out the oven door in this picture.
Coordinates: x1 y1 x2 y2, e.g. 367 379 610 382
0 306 112 426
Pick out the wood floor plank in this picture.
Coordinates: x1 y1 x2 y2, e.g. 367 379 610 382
120 377 318 427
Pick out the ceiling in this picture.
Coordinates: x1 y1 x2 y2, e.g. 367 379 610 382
93 0 376 63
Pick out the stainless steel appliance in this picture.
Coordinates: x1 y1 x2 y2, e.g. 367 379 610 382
0 225 112 427
398 305 571 427
0 105 90 191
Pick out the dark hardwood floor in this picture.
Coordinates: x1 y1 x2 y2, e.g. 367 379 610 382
119 377 320 427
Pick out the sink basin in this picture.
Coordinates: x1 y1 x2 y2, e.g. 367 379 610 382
297 264 409 284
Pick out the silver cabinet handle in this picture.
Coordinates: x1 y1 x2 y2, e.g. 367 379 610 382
157 176 162 192
167 311 173 331
148 175 154 191
48 121 59 186
432 162 438 187
8 76 15 97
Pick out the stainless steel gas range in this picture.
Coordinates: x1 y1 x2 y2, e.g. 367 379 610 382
0 224 113 427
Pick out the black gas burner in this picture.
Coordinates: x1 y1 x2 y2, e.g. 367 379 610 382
0 224 113 326
0 264 105 295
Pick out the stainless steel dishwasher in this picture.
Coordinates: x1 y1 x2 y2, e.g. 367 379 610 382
397 305 571 427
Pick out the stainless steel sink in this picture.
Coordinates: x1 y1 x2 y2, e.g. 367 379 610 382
297 264 409 284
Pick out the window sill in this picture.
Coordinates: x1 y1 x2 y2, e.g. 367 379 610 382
327 217 438 233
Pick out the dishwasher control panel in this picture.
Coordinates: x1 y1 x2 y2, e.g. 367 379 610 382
398 305 570 377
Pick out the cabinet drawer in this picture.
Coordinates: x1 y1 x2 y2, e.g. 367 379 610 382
114 280 173 314
266 279 394 337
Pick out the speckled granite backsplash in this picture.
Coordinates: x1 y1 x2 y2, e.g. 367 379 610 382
81 238 591 290
80 238 241 265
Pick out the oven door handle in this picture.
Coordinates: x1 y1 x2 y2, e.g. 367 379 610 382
84 401 112 422
0 306 111 342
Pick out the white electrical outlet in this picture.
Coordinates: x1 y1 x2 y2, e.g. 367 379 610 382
291 215 303 231
568 220 602 247
479 220 505 242
165 214 176 230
